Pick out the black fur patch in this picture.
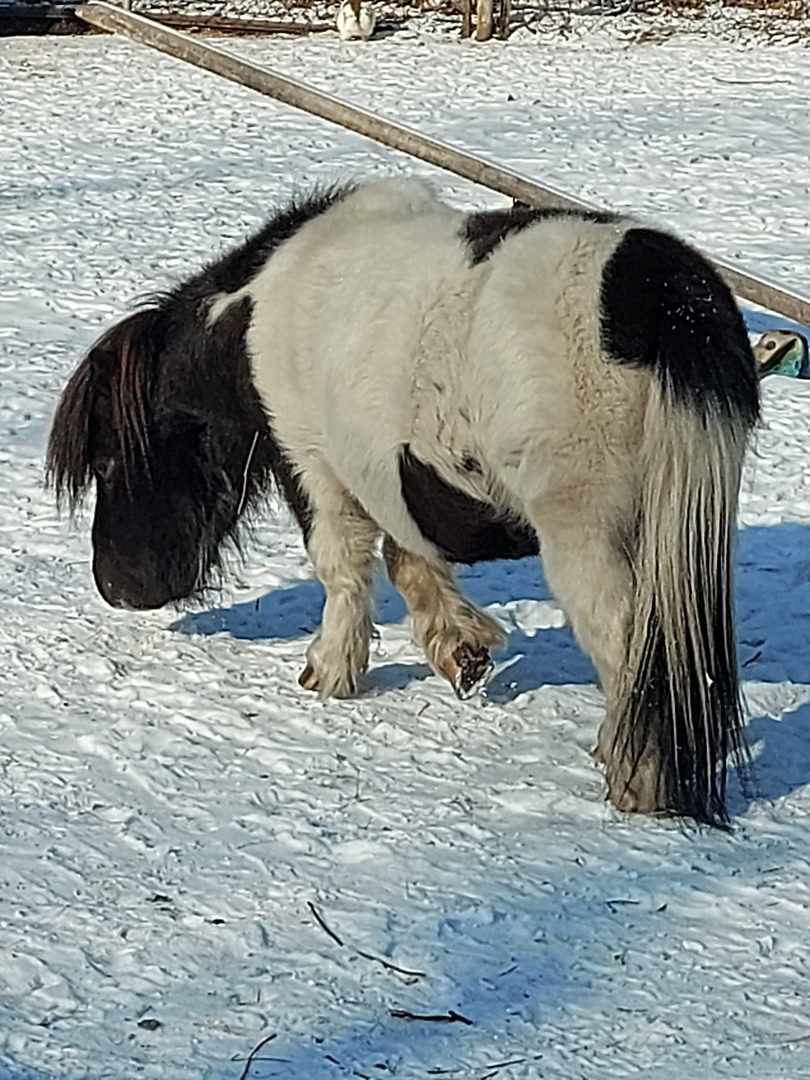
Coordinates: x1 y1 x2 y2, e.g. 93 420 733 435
398 445 538 564
600 227 760 424
115 296 312 542
463 205 616 266
619 593 743 827
185 296 314 544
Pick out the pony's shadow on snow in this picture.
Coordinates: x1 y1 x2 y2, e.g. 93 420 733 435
730 522 810 811
174 522 810 808
172 557 596 696
732 702 810 815
735 523 810 685
173 579 327 643
457 559 597 700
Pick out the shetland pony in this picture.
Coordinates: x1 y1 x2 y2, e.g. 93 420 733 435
47 180 760 825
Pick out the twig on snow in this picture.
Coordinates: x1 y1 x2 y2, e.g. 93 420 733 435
772 1031 810 1044
307 900 344 947
480 1058 541 1079
236 1033 278 1080
605 898 641 912
390 1008 473 1025
307 900 425 980
355 948 426 979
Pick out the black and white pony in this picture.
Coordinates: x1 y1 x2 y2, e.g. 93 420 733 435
47 179 760 826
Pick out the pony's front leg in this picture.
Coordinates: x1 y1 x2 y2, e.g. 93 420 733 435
298 480 380 699
383 537 506 697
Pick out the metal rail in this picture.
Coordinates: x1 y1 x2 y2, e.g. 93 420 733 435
76 1 810 326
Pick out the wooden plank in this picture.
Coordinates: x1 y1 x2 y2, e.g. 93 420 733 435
75 2 810 326
144 11 334 37
0 3 78 18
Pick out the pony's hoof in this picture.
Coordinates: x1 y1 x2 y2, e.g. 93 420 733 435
609 785 640 813
298 661 359 699
299 663 319 692
606 761 662 816
439 643 493 699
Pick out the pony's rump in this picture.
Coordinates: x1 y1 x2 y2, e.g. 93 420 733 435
601 226 760 421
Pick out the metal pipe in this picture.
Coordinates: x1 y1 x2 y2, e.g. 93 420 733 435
76 1 810 326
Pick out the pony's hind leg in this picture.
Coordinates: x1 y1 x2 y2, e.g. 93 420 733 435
528 495 658 812
299 473 380 699
383 537 506 696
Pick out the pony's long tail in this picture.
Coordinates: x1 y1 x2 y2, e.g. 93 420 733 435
602 228 760 826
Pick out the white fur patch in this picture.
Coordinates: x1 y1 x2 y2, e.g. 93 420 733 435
213 181 638 559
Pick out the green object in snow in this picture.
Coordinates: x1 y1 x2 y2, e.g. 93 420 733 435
754 330 810 379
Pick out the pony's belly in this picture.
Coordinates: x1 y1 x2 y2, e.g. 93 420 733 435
397 444 538 563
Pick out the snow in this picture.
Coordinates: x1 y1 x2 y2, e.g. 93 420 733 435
1 16 810 1080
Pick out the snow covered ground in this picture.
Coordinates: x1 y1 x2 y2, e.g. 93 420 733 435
1 17 810 1080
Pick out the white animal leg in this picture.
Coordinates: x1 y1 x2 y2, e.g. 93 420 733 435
527 495 659 811
299 472 380 699
383 537 505 697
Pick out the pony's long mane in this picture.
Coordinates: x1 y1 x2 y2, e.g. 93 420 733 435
46 348 95 509
47 310 158 509
111 312 155 486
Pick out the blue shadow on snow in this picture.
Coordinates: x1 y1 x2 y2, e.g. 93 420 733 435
730 522 810 809
174 521 810 812
172 556 597 695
